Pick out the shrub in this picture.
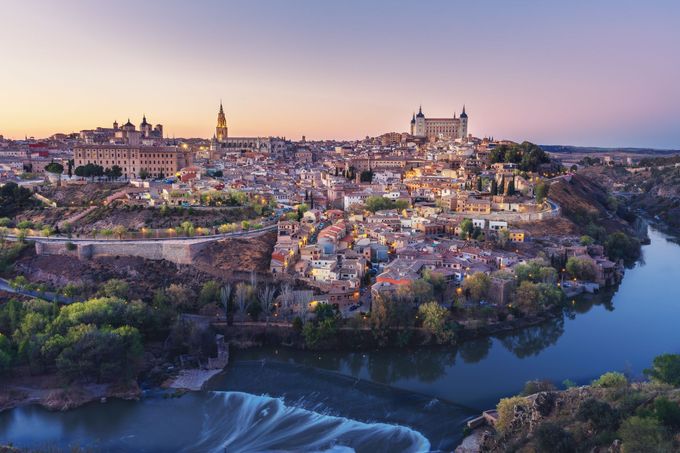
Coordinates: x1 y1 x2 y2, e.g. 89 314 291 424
496 396 527 434
562 379 577 389
521 379 556 396
65 242 77 251
100 279 129 299
618 416 671 453
592 372 627 388
534 422 577 453
198 280 221 306
577 398 620 431
654 397 680 429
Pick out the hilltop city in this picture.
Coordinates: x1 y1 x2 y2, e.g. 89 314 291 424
1 99 677 452
0 102 641 322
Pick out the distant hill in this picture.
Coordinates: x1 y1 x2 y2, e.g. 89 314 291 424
541 145 680 155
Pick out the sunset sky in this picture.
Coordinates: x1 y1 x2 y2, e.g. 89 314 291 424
1 0 679 148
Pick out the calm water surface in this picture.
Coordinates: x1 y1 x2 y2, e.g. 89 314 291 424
1 227 679 452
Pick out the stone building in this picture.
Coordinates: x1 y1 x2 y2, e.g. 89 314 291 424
73 145 193 179
409 105 468 141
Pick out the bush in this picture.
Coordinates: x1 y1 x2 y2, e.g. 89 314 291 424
577 398 620 431
562 379 577 389
65 242 77 251
618 416 671 453
521 379 556 396
496 396 527 434
198 280 221 306
654 397 680 429
534 422 577 453
592 372 627 388
100 279 129 299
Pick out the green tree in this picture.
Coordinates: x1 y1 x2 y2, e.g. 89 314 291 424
462 272 490 302
139 168 149 180
580 235 594 246
566 256 597 281
112 225 127 239
397 279 433 305
180 221 195 236
506 177 515 195
0 182 36 217
423 269 447 303
534 181 549 203
605 232 640 265
418 302 454 343
45 162 64 174
459 218 473 239
365 196 395 213
108 165 122 180
644 354 680 387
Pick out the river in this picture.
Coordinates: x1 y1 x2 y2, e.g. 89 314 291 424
1 226 679 452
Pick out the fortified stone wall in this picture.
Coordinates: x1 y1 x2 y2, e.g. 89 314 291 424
34 240 211 265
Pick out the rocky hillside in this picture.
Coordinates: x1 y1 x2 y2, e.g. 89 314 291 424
577 164 680 232
549 173 633 235
477 370 680 452
11 232 276 300
193 230 277 278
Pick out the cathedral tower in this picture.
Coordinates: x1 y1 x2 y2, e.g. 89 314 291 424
216 101 228 142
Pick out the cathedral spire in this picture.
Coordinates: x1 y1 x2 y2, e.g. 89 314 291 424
216 100 228 142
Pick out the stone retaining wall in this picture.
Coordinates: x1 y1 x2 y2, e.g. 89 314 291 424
35 239 211 265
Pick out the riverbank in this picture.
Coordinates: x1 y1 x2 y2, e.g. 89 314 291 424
220 305 564 352
0 375 141 413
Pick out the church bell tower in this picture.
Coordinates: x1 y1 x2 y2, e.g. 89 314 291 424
216 101 228 142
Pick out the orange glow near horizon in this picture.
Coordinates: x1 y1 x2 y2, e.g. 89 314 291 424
1 1 679 148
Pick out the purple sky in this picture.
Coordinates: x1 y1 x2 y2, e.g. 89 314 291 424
1 0 679 148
